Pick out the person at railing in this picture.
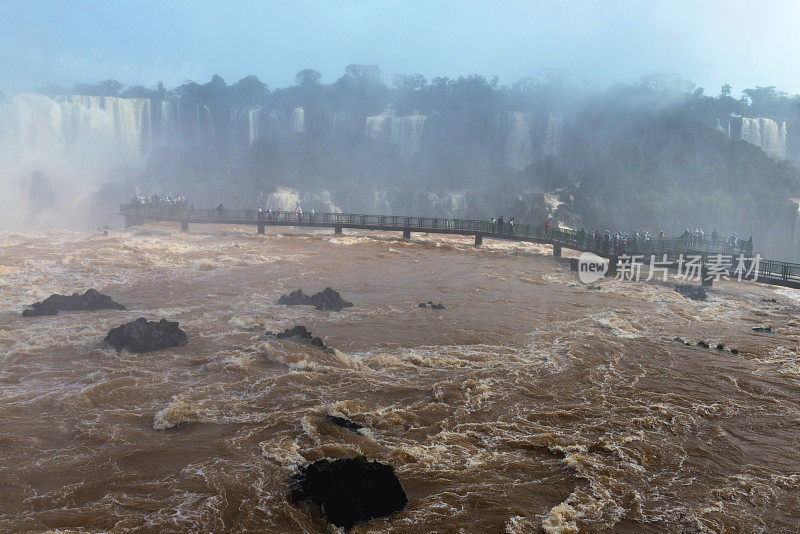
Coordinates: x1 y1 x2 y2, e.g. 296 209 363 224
745 236 753 256
497 216 504 234
309 208 315 222
508 217 515 234
711 229 719 247
298 207 303 221
544 218 550 235
216 203 225 220
267 208 273 221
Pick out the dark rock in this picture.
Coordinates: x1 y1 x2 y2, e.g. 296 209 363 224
277 288 353 312
674 284 706 301
418 301 446 310
431 303 445 310
752 327 773 333
673 337 690 346
417 302 427 308
697 341 710 348
716 343 725 350
326 415 364 433
277 289 312 306
730 349 739 355
22 289 125 317
105 318 188 353
309 288 353 311
289 456 407 529
273 325 326 349
761 298 778 303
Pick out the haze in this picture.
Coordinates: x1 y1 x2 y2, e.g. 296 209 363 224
3 0 800 96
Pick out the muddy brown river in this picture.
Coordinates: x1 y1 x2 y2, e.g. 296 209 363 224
1 224 798 533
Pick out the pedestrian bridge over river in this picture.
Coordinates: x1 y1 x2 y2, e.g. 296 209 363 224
120 203 800 289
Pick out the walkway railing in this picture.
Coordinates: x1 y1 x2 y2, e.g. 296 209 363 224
119 203 800 287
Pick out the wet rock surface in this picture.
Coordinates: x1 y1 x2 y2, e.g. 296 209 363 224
277 288 353 311
674 284 706 301
269 325 328 350
22 289 125 317
418 301 446 309
105 318 188 353
289 456 407 529
326 415 364 433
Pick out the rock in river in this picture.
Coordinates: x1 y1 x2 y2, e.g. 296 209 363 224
22 289 125 317
674 284 706 301
270 325 328 350
105 318 188 353
289 456 407 529
277 287 353 311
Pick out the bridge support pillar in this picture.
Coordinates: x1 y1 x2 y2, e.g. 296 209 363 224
181 221 189 232
553 243 562 257
474 234 483 246
123 214 144 228
257 222 265 234
403 229 411 239
334 225 342 235
701 267 713 287
606 255 618 277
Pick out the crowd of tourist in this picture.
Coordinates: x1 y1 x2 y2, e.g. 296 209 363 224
133 193 191 208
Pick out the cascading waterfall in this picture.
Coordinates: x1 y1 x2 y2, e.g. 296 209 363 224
366 109 427 157
290 107 305 134
504 111 533 170
727 116 787 158
543 114 562 157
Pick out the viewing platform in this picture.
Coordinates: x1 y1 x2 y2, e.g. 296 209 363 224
119 203 800 289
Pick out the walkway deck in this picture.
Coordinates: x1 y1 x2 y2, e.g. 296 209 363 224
120 203 800 289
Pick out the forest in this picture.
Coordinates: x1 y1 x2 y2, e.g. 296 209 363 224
28 66 800 259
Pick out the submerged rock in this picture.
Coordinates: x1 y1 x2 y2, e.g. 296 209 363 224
674 284 706 301
22 289 125 317
289 456 407 529
326 415 364 433
761 298 778 303
105 318 188 353
418 301 446 310
277 288 353 311
752 327 773 333
716 343 725 350
271 325 327 349
697 341 710 348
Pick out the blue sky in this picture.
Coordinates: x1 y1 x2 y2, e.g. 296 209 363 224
2 0 799 97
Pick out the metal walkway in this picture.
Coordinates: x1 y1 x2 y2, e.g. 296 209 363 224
120 203 800 289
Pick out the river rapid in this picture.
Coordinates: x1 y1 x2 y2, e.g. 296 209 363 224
1 224 799 533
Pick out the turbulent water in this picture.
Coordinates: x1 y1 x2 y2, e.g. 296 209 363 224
1 225 800 533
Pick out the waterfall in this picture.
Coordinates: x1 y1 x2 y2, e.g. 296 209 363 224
729 116 787 158
290 107 305 134
366 109 427 157
266 187 301 211
249 107 262 144
365 109 395 142
543 114 562 157
504 111 533 170
390 114 427 156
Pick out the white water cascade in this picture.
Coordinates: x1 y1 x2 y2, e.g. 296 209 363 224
290 107 305 134
504 111 533 170
0 93 155 227
728 116 787 158
543 114 562 157
365 109 428 157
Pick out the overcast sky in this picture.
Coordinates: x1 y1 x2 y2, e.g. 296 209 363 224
2 0 799 97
